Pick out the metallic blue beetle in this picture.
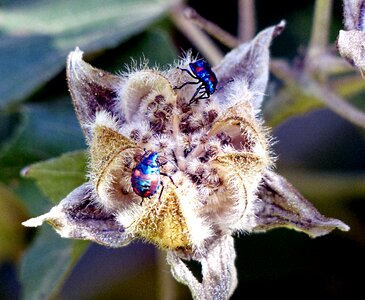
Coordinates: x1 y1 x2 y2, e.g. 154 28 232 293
174 59 218 105
131 152 174 203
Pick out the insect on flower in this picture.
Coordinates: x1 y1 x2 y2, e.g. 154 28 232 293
131 151 175 204
175 59 218 105
22 22 350 300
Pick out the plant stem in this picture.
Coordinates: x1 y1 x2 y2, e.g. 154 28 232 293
306 0 333 64
156 249 178 300
270 59 365 129
238 0 256 42
306 75 365 129
170 5 224 65
181 6 238 49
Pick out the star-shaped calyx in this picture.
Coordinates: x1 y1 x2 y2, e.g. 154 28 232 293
23 21 349 300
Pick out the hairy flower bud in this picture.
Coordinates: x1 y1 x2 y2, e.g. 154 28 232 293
23 21 349 300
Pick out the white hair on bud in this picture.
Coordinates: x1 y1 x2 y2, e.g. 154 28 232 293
151 134 175 154
232 194 261 233
175 50 198 68
221 78 253 108
119 119 150 138
93 110 120 132
115 202 144 229
174 173 214 251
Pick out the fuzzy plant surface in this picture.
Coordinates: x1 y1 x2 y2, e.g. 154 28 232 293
338 0 365 75
23 21 349 300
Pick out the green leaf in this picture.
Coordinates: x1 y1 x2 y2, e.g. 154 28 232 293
0 111 21 150
0 100 85 182
86 25 179 75
0 0 173 107
22 150 87 204
0 183 28 262
13 179 53 217
263 83 323 127
19 151 89 299
107 28 179 70
139 28 179 65
19 225 89 300
333 75 365 98
264 72 365 128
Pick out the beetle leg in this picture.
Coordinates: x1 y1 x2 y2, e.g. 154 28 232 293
195 93 211 100
158 182 165 201
158 160 168 167
189 85 206 105
216 79 234 91
174 81 200 90
160 172 176 187
177 67 198 79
